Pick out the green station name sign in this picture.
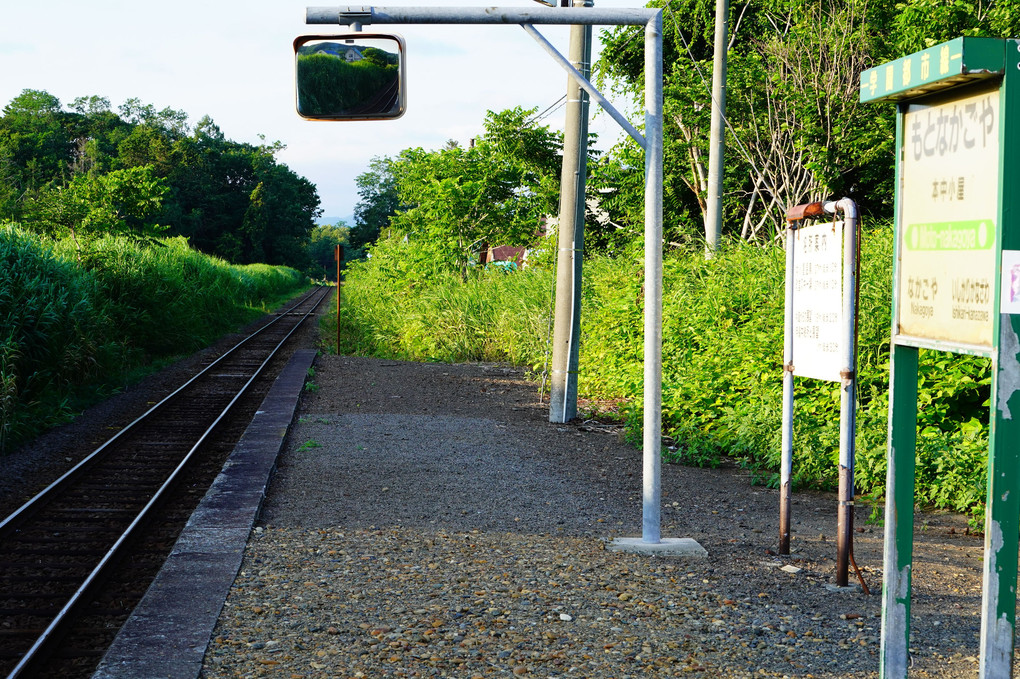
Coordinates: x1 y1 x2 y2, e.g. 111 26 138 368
860 37 1005 103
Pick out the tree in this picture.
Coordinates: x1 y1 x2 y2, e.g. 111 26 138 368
70 95 111 117
480 107 563 215
247 156 320 268
117 98 189 138
0 91 322 270
352 155 401 256
307 222 350 278
4 89 62 116
732 0 890 241
350 107 563 265
0 90 73 214
388 110 560 280
596 0 737 246
23 165 168 250
593 0 906 245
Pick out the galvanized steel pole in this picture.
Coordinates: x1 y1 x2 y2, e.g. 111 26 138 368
831 198 859 588
641 11 664 544
307 6 655 26
305 4 680 551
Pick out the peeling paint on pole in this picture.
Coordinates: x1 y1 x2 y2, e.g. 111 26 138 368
997 318 1020 418
880 452 907 677
979 521 1012 676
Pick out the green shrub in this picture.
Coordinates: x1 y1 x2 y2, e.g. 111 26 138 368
327 236 554 368
0 226 306 453
296 52 398 116
0 227 120 450
51 235 305 355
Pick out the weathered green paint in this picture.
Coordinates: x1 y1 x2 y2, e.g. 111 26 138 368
879 105 918 678
860 37 1005 104
870 37 1020 678
879 343 918 679
978 38 1020 678
981 329 1020 673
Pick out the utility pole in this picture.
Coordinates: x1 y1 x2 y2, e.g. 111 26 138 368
705 0 727 255
549 0 592 424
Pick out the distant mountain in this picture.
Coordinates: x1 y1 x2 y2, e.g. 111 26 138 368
319 215 355 227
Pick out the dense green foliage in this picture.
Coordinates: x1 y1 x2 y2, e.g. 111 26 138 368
0 225 305 453
583 229 988 522
327 0 1010 524
0 90 320 269
589 0 1020 246
347 108 563 275
351 156 402 259
329 226 990 520
327 233 556 363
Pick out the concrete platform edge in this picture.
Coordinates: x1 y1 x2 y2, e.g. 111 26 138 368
92 349 317 679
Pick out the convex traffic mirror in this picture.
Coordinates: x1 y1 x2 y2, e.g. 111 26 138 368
294 34 406 120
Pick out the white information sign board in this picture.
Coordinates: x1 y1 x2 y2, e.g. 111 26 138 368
898 84 999 347
792 220 844 382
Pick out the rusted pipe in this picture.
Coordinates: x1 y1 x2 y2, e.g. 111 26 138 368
786 201 827 222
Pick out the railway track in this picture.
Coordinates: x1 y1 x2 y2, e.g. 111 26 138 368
0 285 330 678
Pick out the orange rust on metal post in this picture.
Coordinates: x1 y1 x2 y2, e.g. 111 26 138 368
779 484 791 554
786 201 826 222
836 466 853 587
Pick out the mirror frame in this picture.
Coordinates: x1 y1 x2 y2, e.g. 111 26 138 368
293 32 407 121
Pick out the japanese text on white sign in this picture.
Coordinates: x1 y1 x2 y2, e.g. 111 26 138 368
792 221 844 382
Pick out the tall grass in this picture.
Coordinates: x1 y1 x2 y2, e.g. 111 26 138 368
54 235 304 356
326 236 554 367
333 226 991 520
0 226 306 454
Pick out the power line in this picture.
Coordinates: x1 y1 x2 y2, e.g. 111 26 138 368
529 95 568 124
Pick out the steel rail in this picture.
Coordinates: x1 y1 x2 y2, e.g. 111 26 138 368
0 287 322 538
3 286 329 679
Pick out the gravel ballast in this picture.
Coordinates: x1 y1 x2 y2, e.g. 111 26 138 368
199 355 1000 678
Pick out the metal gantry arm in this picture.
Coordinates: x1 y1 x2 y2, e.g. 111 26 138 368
306 6 655 25
520 24 645 147
306 5 671 547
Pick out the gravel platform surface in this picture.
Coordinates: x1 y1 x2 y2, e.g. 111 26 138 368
201 355 999 678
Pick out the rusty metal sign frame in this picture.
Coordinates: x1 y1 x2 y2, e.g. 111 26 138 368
780 199 861 589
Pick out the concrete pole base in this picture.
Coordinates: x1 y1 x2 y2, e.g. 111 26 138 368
824 583 863 594
608 537 708 557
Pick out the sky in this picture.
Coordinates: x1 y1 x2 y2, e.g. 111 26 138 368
0 0 644 223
